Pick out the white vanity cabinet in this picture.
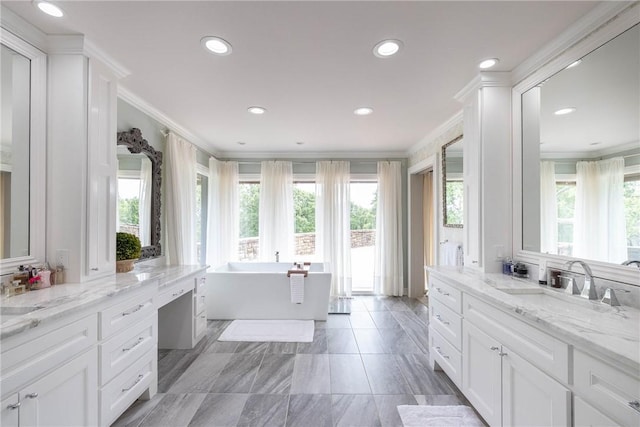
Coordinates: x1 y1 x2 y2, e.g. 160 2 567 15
574 396 619 427
158 273 207 349
0 313 99 427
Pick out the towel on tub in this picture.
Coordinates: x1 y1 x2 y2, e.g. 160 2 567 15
290 273 305 304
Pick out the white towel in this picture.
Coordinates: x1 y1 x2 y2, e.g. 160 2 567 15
290 273 305 304
442 241 463 266
397 405 483 427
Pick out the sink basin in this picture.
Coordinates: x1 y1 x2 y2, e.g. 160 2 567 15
0 305 43 316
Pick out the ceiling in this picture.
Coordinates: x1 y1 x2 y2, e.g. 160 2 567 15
4 1 600 155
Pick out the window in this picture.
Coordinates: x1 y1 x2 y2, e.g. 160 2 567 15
350 180 378 293
239 181 260 260
294 182 316 256
117 175 142 240
556 181 575 257
195 172 208 266
624 176 640 260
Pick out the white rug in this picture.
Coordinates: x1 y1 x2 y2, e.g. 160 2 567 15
217 319 315 342
397 405 484 427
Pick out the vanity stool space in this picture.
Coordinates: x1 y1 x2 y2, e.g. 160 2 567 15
427 266 640 427
0 265 208 427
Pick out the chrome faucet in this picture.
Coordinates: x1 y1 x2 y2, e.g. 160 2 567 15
565 260 598 300
622 260 640 269
275 251 280 263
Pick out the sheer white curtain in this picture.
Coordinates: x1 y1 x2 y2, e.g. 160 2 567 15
207 158 239 269
375 161 404 296
540 161 557 254
138 158 152 247
165 133 197 265
574 157 626 263
316 161 352 297
259 161 294 261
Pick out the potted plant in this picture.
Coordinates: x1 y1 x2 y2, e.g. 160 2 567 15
116 232 142 273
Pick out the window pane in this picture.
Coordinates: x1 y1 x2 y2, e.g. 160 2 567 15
195 174 208 265
351 182 377 293
239 182 260 260
556 182 575 219
625 178 640 260
117 178 141 239
294 182 315 256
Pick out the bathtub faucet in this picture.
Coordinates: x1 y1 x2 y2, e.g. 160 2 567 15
275 251 279 262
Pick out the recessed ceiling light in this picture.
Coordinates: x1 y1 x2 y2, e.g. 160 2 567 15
35 1 64 17
247 106 266 115
373 40 403 58
554 107 576 116
354 107 373 116
566 59 582 69
479 58 499 69
201 36 232 56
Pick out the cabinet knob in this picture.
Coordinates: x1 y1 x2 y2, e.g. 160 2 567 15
629 400 640 413
91 268 99 271
472 260 478 264
435 314 450 325
490 346 499 351
498 351 508 357
7 402 20 410
25 392 38 399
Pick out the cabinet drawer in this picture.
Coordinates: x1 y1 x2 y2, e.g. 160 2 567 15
430 328 462 387
574 350 640 427
100 347 156 427
100 288 155 339
463 294 569 383
194 311 207 340
0 313 98 396
429 277 462 313
430 298 462 351
157 279 193 308
194 292 206 316
99 314 157 386
194 275 206 295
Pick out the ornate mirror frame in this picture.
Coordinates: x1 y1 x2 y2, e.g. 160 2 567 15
442 135 464 228
117 128 163 259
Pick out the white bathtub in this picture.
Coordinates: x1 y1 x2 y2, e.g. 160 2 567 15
206 262 332 321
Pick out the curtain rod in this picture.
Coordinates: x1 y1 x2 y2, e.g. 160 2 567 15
542 153 640 164
235 160 387 165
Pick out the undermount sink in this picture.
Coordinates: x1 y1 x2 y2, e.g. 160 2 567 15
0 305 43 316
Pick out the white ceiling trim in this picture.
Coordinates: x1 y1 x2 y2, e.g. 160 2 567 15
0 5 47 51
117 86 214 156
218 150 407 160
512 2 639 90
84 38 130 79
406 110 463 156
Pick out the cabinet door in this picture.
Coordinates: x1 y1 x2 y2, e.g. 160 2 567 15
20 347 98 427
462 321 501 427
462 93 482 267
85 59 117 280
502 346 570 427
1 395 20 427
574 396 618 427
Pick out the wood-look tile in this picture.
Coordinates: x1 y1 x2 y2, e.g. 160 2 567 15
331 394 381 427
157 350 200 393
369 312 402 329
237 394 288 427
413 394 464 406
398 324 429 354
168 353 232 393
210 353 264 393
329 354 371 394
394 354 456 395
326 315 352 328
381 298 411 312
373 395 418 427
353 329 387 354
412 304 430 325
235 341 270 354
350 299 369 312
139 393 206 427
399 297 424 310
251 354 295 394
188 393 248 427
327 328 359 353
348 312 376 328
205 341 239 353
377 328 421 354
290 354 331 394
363 298 389 311
314 320 327 329
286 394 333 427
112 393 165 427
297 328 328 354
361 354 412 395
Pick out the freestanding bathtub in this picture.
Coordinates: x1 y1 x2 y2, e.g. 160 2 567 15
206 262 332 320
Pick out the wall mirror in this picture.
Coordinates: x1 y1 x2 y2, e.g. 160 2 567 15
117 128 163 259
442 135 464 227
521 24 639 266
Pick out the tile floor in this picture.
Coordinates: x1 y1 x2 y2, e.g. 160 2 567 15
113 296 482 427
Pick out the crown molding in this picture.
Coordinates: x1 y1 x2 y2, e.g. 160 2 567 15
454 71 513 103
407 110 463 156
83 38 130 79
217 151 407 160
0 5 47 51
117 86 214 155
46 34 84 54
513 2 639 90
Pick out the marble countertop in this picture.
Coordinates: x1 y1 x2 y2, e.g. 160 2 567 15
427 266 640 372
0 264 207 341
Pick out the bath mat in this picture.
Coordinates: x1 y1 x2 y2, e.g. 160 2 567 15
397 405 483 427
328 296 351 314
217 319 314 342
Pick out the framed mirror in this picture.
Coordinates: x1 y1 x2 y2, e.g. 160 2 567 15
117 128 162 259
521 24 639 266
442 135 464 227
